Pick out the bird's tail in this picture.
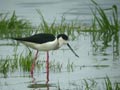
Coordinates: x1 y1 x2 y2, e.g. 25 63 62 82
11 37 23 41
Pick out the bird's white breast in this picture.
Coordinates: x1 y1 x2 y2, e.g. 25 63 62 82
21 38 59 51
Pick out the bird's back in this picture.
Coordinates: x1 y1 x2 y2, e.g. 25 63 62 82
12 33 56 44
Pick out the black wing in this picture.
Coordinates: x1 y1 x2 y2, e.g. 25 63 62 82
12 33 56 44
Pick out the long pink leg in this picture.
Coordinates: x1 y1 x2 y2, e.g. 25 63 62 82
46 51 49 84
30 50 39 78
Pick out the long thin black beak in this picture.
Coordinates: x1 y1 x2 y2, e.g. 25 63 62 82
67 43 79 58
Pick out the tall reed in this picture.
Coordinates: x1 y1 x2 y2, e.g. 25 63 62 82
90 0 120 58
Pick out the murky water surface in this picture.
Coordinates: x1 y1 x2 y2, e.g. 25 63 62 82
0 0 120 90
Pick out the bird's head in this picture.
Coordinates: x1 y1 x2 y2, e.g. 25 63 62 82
57 34 79 58
57 34 68 47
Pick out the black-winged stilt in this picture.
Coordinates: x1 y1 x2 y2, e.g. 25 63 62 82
12 33 79 84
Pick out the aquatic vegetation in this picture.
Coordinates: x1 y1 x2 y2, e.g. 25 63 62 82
90 0 120 60
67 60 74 72
91 0 119 41
49 60 62 72
0 58 10 78
0 51 74 77
54 77 120 90
0 10 81 40
0 56 18 78
82 79 97 90
19 51 33 72
35 10 81 40
104 76 120 90
0 11 33 39
81 77 120 90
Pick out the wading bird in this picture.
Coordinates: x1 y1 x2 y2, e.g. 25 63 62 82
12 33 79 84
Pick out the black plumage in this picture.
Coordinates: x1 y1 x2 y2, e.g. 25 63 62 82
12 33 56 44
57 34 68 40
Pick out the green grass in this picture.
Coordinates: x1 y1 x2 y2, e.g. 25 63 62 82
0 1 119 41
0 55 18 78
91 0 119 31
90 0 119 42
81 77 120 90
90 0 120 60
0 11 33 39
34 10 81 40
0 10 81 40
104 76 120 90
67 60 74 72
0 50 74 77
49 60 63 72
55 77 120 90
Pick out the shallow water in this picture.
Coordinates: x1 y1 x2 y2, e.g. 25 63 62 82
0 0 120 90
0 33 120 90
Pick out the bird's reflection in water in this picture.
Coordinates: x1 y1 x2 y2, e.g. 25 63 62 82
28 83 51 90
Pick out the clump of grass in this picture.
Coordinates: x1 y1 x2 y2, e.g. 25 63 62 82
83 79 97 90
36 10 81 40
91 0 119 31
0 52 75 77
18 51 44 73
90 0 120 59
0 51 41 77
91 0 119 44
0 11 33 39
79 77 120 90
104 76 120 90
0 56 18 78
0 58 10 78
0 10 81 40
67 60 74 72
19 51 33 72
49 60 63 72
